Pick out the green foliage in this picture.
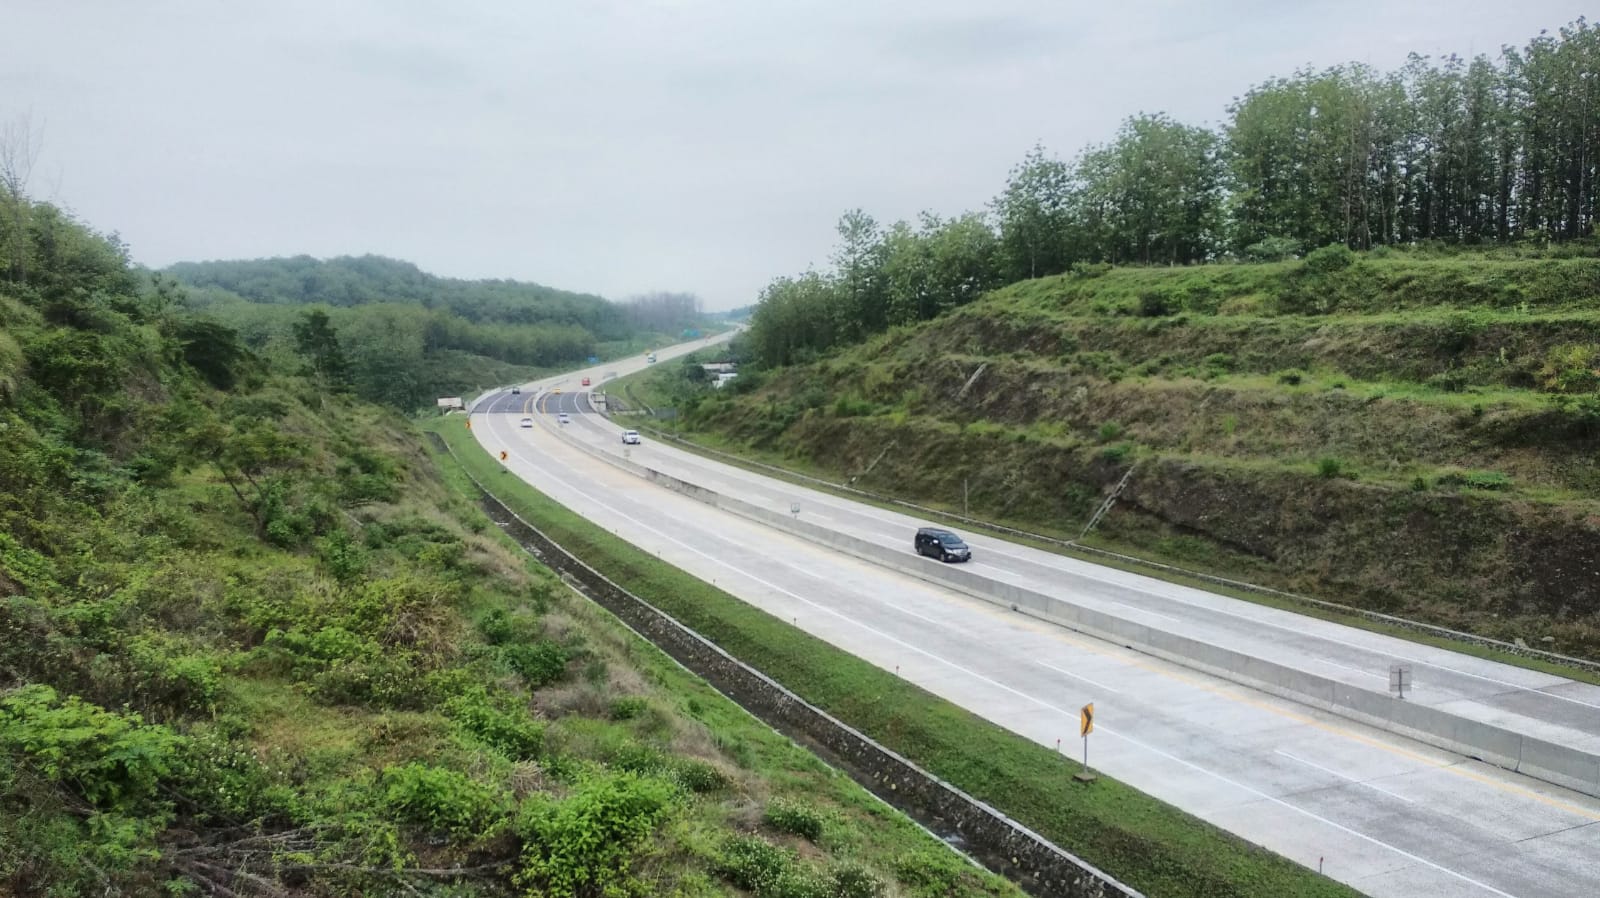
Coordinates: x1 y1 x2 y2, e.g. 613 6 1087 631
1537 343 1600 394
1316 457 1344 479
0 685 185 810
502 639 572 689
764 797 827 842
717 835 797 894
381 762 509 839
608 696 649 721
513 771 679 898
1096 422 1124 442
1243 237 1303 262
1302 243 1357 276
1437 469 1513 491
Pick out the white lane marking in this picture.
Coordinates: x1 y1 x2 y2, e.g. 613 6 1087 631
484 421 1519 898
558 415 1600 713
1276 750 1416 804
1034 660 1122 695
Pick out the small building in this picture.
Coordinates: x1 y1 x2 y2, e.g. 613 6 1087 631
713 372 739 389
436 396 465 410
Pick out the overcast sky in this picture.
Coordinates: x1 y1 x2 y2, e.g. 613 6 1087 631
2 2 1591 309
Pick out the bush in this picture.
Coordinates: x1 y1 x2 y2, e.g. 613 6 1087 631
381 762 508 839
1099 443 1132 463
764 797 826 842
1537 343 1600 394
1437 469 1512 491
1096 422 1123 442
0 685 185 811
1316 457 1343 479
1137 291 1172 317
448 689 544 759
515 772 680 898
670 758 729 794
1276 369 1305 386
830 862 887 898
717 835 795 894
609 696 649 721
1302 243 1356 275
503 639 571 689
1243 236 1302 262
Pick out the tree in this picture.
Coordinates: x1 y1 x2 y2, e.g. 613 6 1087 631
993 145 1074 280
292 308 350 389
0 114 42 286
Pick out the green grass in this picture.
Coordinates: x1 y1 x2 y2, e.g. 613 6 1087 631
425 417 1361 898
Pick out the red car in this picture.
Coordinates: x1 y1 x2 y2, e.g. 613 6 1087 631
581 376 592 386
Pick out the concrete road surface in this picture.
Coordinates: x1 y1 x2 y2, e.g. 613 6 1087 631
469 340 1600 898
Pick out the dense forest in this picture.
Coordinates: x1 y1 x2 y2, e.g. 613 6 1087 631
166 256 703 408
746 18 1600 367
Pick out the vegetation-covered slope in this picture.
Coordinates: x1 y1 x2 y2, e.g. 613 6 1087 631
166 255 703 409
651 248 1600 656
0 195 1012 896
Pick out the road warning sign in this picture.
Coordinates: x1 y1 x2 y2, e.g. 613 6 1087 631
1080 702 1094 737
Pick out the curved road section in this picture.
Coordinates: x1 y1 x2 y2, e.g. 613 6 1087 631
471 338 1600 898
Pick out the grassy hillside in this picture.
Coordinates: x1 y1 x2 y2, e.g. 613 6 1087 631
0 196 1014 897
648 248 1600 657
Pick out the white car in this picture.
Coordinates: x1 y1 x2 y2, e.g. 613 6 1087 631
557 413 570 425
621 430 641 445
519 417 533 429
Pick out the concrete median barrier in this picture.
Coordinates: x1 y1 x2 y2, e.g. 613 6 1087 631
541 413 1600 799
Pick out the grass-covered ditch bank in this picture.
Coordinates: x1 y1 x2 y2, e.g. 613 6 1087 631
425 418 1360 898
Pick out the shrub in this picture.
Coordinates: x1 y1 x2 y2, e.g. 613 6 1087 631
608 696 649 721
670 758 729 794
1537 343 1600 394
503 639 571 689
1302 243 1356 275
1099 443 1132 463
515 772 680 898
1096 422 1124 442
1316 457 1344 479
1203 353 1235 376
448 689 544 759
381 762 508 839
0 685 185 810
1276 370 1305 386
1137 291 1172 317
830 862 887 898
764 797 826 842
717 835 795 894
1243 236 1302 262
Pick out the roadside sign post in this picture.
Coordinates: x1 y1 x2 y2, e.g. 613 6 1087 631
790 502 801 519
1075 703 1096 782
1389 664 1412 700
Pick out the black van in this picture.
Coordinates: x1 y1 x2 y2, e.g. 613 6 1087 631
915 527 972 563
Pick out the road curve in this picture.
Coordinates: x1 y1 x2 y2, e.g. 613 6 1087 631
469 339 1600 898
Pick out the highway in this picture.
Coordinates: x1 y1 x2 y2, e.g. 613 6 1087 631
471 339 1600 898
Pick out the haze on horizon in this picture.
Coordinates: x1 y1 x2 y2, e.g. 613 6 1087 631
2 1 1591 310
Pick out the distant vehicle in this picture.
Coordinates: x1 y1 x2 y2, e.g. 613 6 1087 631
511 386 521 395
519 417 533 429
557 413 570 425
646 353 656 363
621 429 641 445
553 388 562 395
581 376 591 386
914 527 971 563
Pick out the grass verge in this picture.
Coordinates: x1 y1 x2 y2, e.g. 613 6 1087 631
424 416 1360 898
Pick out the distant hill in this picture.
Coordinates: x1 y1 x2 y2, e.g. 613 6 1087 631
167 254 629 338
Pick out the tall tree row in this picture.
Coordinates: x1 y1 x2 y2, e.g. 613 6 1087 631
746 17 1600 367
